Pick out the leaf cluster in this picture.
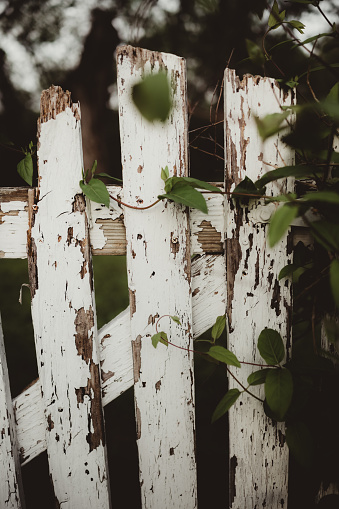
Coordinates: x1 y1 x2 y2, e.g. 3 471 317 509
158 165 222 213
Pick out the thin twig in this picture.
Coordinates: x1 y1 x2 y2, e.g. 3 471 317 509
109 192 161 210
190 145 225 161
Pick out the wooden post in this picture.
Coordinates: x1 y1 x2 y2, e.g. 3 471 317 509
27 87 111 508
0 314 25 508
117 46 197 508
224 70 294 508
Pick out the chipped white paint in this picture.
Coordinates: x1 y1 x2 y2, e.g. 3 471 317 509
0 315 25 508
14 254 225 467
224 69 294 508
28 88 110 508
117 45 197 508
0 198 28 259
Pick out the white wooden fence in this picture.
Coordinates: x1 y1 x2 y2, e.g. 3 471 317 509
0 45 299 508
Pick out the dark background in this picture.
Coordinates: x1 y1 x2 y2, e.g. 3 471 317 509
1 1 339 507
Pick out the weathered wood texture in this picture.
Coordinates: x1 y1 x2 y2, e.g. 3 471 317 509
224 70 294 508
0 315 25 508
14 253 225 466
0 187 225 258
117 46 197 508
27 87 111 508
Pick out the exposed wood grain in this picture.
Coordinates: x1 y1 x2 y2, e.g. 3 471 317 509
117 45 197 509
0 315 25 508
27 86 111 508
224 70 294 509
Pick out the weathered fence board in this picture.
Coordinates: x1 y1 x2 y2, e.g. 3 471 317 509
27 87 111 508
0 187 225 258
224 70 295 508
0 315 25 508
117 46 197 508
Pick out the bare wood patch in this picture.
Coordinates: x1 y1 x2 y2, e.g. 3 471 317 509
74 307 94 364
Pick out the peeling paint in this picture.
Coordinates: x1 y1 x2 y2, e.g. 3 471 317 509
75 362 105 452
135 405 141 440
132 335 142 383
230 455 238 506
129 289 136 317
74 307 94 364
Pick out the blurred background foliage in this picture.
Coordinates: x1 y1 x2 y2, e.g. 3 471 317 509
1 0 339 507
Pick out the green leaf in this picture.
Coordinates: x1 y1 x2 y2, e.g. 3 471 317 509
256 165 317 187
287 20 305 34
232 176 265 201
245 39 265 66
286 422 313 467
265 193 297 203
265 368 293 421
211 315 226 341
268 1 283 29
295 32 332 46
278 263 298 280
268 204 299 247
94 173 122 182
258 328 285 365
301 191 339 205
255 111 290 141
90 160 97 178
151 331 168 348
247 368 271 386
309 221 339 252
159 184 208 213
164 176 222 194
327 82 339 103
211 389 241 423
17 153 33 186
132 72 172 122
161 166 169 181
330 259 339 308
208 345 241 368
170 315 181 325
79 178 110 208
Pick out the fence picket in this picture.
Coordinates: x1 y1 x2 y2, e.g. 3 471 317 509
27 87 111 507
0 315 25 508
224 70 295 508
117 46 197 508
